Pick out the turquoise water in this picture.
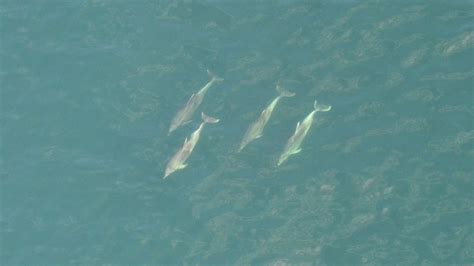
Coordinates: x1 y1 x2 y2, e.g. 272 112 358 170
1 1 473 265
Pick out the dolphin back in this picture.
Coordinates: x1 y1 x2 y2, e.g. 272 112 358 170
276 85 296 98
314 100 332 112
201 112 220 124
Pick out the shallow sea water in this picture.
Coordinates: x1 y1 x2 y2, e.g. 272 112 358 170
1 1 473 265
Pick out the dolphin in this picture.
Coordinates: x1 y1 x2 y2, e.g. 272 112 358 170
164 112 219 179
277 100 331 166
168 70 223 135
238 85 295 152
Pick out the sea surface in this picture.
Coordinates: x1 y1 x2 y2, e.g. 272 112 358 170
1 1 473 265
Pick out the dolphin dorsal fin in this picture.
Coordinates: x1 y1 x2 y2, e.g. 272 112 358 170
291 148 302 155
187 94 196 104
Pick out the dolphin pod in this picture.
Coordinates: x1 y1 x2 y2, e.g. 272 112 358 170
164 71 331 178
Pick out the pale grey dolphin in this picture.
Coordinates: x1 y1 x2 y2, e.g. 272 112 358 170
164 112 219 179
277 100 331 166
168 70 223 135
238 85 295 152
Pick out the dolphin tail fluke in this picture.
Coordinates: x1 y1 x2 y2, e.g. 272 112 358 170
207 69 224 82
201 112 220 124
276 84 296 98
314 100 332 112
